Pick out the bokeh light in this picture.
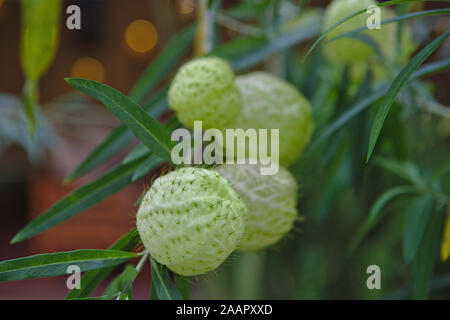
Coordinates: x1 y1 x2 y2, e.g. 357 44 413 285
71 57 105 82
125 19 158 54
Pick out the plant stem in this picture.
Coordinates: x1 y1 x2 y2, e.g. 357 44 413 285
136 250 149 272
195 0 215 55
215 13 263 37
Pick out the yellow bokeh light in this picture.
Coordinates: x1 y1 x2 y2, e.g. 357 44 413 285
0 0 3 9
71 57 105 83
125 19 158 54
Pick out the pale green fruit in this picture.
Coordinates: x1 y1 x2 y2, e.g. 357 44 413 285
136 167 247 276
168 57 242 130
217 163 298 251
350 8 416 81
226 71 314 166
323 0 388 64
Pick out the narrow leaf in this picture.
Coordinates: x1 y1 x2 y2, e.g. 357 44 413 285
176 275 191 300
0 250 137 282
65 229 141 299
348 185 419 254
366 29 450 162
413 206 445 299
11 156 146 243
103 264 139 299
231 21 320 70
329 8 450 44
413 57 450 79
374 157 424 186
65 86 168 182
403 196 434 264
65 25 194 181
20 0 61 133
20 0 61 80
132 155 164 182
150 258 183 300
310 85 387 149
303 0 450 62
65 78 174 163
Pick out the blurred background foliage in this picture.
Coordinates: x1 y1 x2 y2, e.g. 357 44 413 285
0 0 449 299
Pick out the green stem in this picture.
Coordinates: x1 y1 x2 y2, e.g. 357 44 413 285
136 250 149 272
22 79 38 135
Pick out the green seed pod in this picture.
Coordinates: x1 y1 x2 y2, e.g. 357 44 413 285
323 0 388 64
227 71 314 166
349 8 416 81
168 57 242 130
136 167 247 276
217 163 298 252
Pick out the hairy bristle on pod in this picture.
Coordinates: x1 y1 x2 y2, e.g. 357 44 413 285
168 57 242 130
217 163 299 252
136 167 247 276
225 71 314 166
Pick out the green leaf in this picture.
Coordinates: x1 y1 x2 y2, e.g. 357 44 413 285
310 85 388 150
303 0 450 62
176 275 191 300
11 156 146 243
413 57 450 79
129 25 196 102
103 264 139 299
65 26 194 182
230 20 320 70
65 90 168 182
20 0 61 80
132 155 164 182
413 205 445 299
211 36 266 63
373 157 424 187
403 196 434 264
21 79 38 134
329 8 450 44
150 280 158 300
65 78 174 163
366 29 450 162
20 0 61 133
65 229 141 299
348 185 419 254
151 259 183 300
0 250 137 282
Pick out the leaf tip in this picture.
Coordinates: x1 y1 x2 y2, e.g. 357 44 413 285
63 174 75 184
10 233 23 244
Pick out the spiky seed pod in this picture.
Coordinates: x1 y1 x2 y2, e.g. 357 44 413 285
217 163 299 252
136 167 247 276
227 71 314 166
168 57 242 130
323 0 388 64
